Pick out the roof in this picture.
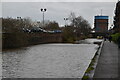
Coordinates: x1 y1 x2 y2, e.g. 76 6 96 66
95 16 109 19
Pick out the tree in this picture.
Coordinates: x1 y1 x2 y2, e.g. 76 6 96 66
44 21 60 30
74 16 91 35
23 17 33 28
2 17 35 33
2 17 21 33
62 26 75 43
68 12 91 37
68 12 76 27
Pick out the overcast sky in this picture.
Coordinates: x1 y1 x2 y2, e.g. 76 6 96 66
1 0 119 29
1 0 118 2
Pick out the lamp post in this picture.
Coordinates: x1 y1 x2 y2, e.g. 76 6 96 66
64 18 68 27
17 17 22 31
41 8 47 27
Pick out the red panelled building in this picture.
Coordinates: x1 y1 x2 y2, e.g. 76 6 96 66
94 16 109 34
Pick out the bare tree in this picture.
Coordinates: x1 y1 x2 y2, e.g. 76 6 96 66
23 17 33 28
68 12 91 37
45 21 59 30
68 12 76 27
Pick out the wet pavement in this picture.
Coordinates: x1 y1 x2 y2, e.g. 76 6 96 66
94 41 119 79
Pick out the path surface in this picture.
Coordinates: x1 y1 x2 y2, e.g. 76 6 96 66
94 41 119 79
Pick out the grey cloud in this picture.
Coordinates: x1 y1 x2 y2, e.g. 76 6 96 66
2 2 116 28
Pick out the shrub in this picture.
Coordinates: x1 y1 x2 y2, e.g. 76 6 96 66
111 33 120 43
62 26 75 43
85 67 94 73
82 75 89 80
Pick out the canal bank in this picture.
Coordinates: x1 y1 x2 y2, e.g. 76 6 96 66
2 33 62 49
82 39 104 79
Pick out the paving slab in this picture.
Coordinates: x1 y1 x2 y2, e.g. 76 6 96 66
93 41 119 79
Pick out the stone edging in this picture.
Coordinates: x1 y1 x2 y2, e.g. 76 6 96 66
91 41 104 77
82 41 104 80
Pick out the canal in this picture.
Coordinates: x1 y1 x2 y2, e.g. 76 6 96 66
2 43 99 78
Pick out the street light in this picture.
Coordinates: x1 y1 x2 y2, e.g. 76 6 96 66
64 18 68 27
16 17 23 31
17 17 21 19
41 8 47 27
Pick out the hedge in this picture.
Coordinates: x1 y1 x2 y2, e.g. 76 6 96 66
111 33 120 43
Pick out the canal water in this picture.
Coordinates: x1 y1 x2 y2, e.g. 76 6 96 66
2 43 99 78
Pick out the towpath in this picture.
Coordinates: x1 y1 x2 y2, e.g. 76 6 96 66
93 41 120 80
